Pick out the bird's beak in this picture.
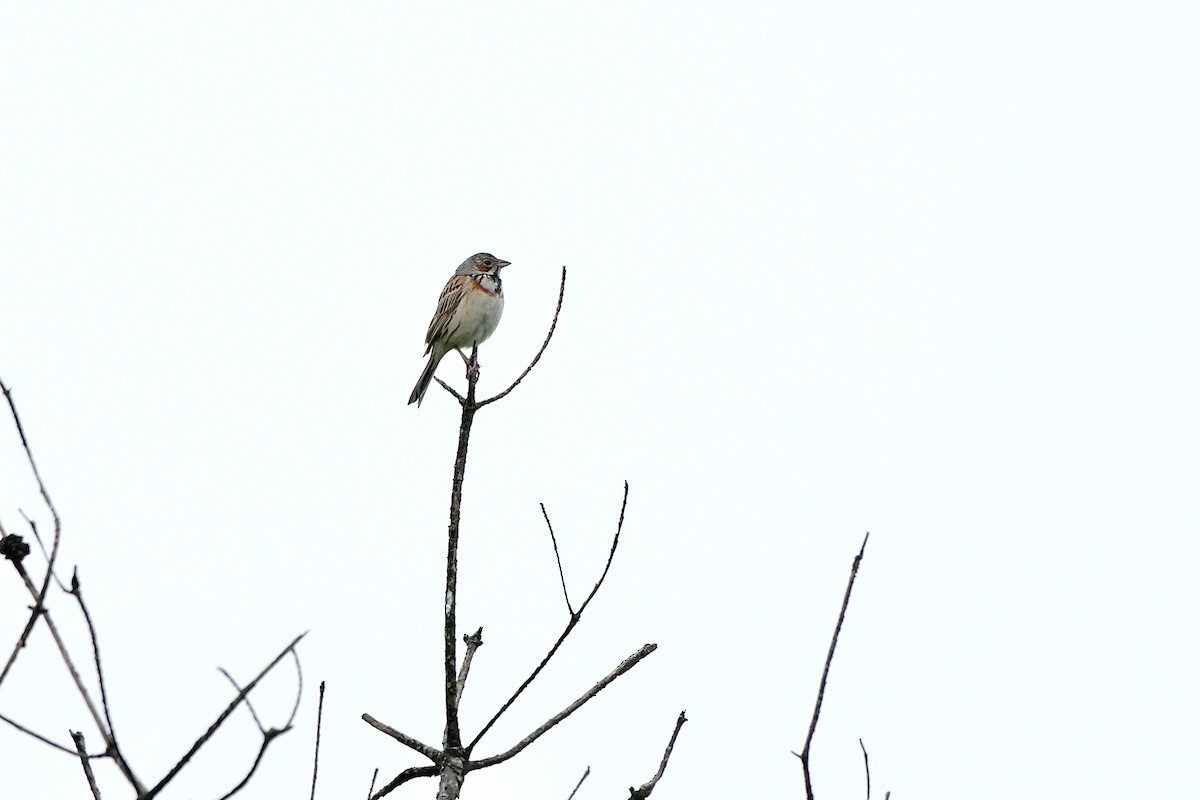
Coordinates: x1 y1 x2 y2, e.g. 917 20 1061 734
497 260 511 269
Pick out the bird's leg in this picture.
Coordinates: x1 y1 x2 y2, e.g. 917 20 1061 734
462 344 481 384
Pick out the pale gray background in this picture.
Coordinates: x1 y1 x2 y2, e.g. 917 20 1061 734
2 2 1198 798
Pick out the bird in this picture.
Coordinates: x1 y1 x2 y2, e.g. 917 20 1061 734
408 252 510 406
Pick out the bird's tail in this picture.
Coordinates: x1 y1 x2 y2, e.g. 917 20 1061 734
408 351 443 406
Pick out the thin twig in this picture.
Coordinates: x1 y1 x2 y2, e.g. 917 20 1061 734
0 711 77 754
541 503 573 614
73 570 119 737
311 681 326 800
71 730 103 800
360 714 443 763
456 628 484 703
367 768 379 800
629 710 687 799
469 481 629 752
147 633 307 798
469 642 657 770
433 377 465 403
476 266 567 408
566 766 591 800
794 532 870 800
859 738 871 800
65 569 145 788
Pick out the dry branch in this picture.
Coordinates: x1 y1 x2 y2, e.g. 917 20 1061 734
468 482 629 753
469 643 658 770
628 710 688 799
71 730 103 800
793 532 870 800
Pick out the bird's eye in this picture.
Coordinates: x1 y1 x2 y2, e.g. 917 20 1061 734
482 259 493 267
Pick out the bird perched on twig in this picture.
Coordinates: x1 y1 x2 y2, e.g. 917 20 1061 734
408 252 510 406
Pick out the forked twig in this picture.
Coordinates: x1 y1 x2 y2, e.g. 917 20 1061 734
469 642 657 770
147 633 307 798
468 482 629 752
9 558 143 791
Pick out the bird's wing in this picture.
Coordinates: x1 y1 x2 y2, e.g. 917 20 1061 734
424 275 469 353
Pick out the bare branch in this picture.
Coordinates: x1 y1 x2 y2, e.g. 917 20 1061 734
566 766 591 800
469 481 629 752
795 532 870 800
0 534 37 688
859 738 871 800
628 710 687 799
286 648 306 729
360 714 442 763
438 343 484 756
540 503 573 614
215 726 290 800
8 559 143 791
476 266 567 408
0 711 77 754
576 482 628 616
370 765 440 800
367 768 379 800
469 642 658 770
311 681 326 800
65 569 143 789
456 627 484 703
0 377 64 692
70 730 103 800
147 632 306 798
1 380 62 607
433 377 465 404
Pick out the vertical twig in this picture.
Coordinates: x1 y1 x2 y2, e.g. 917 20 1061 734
71 730 104 800
443 345 479 755
311 681 326 800
859 738 871 800
795 532 870 800
456 628 484 704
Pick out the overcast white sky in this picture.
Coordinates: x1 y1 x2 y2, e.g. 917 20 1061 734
2 2 1198 798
